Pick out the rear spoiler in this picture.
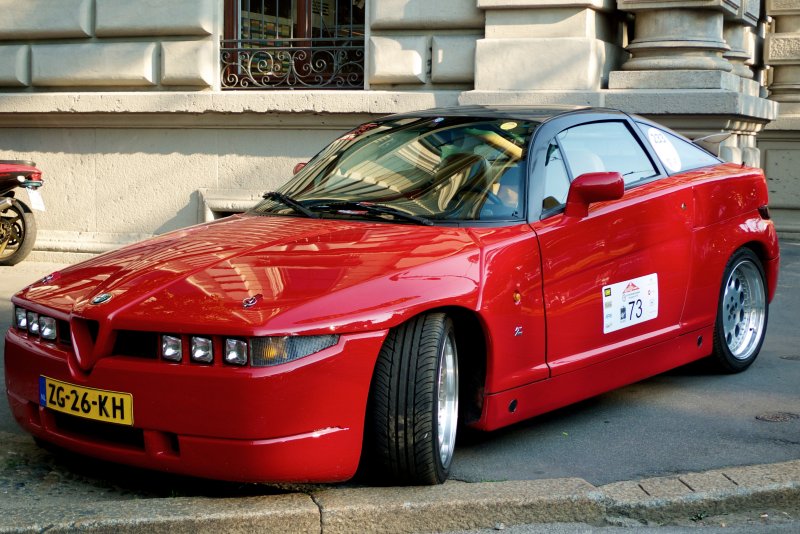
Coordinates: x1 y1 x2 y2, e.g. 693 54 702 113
692 133 732 157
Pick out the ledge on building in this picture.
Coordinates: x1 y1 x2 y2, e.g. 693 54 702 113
0 90 463 128
198 188 262 222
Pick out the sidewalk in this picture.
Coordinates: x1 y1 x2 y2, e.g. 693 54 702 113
1 432 798 534
1 261 798 532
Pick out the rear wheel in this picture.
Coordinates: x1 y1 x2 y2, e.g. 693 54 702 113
0 199 36 266
710 248 768 373
367 313 459 485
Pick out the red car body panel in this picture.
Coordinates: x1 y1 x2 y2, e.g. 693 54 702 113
4 110 780 483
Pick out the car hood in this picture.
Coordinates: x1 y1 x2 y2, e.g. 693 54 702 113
17 214 481 335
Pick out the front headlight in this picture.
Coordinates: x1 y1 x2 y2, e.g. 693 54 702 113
224 339 248 366
39 316 57 340
191 336 213 363
26 311 40 335
250 335 338 367
161 335 182 362
14 307 27 330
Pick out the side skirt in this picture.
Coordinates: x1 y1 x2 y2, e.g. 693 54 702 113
474 325 714 431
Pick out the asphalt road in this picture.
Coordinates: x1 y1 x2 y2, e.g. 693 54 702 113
0 240 798 495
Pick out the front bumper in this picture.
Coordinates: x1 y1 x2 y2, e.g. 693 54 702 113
4 328 386 482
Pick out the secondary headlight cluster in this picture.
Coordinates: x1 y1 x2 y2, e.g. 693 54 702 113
160 334 338 367
14 306 58 341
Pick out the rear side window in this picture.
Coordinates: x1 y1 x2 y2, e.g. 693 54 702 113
557 121 658 186
637 123 720 173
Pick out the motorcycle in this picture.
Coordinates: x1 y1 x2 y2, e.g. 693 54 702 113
0 160 44 266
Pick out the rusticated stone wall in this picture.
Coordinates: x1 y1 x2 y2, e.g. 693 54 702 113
368 0 483 88
0 0 217 90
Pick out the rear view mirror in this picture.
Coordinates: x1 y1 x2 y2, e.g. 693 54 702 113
564 172 624 218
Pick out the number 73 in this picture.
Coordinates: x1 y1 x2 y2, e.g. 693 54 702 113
628 299 643 320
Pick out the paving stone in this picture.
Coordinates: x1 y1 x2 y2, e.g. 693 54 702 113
597 480 649 502
679 471 738 493
313 478 603 534
637 476 694 499
723 459 800 487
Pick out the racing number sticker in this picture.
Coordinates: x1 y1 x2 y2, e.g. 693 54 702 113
602 273 658 334
647 128 682 173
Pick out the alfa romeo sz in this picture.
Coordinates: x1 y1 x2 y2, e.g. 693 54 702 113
4 107 779 485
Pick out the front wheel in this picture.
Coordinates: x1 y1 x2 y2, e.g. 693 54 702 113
710 248 768 373
367 313 459 485
0 198 37 266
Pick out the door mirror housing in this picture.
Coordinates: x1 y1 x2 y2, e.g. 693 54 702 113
564 172 624 218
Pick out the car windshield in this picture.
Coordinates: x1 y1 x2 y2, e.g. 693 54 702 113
251 116 539 223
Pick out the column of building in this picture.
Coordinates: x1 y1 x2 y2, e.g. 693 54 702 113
461 0 626 106
610 0 774 166
759 0 800 235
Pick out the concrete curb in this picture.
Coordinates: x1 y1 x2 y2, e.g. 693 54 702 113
1 460 798 533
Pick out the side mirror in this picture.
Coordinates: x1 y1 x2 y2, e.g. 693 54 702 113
293 162 307 174
564 172 624 218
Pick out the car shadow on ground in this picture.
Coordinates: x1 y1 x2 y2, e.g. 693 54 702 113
12 437 325 498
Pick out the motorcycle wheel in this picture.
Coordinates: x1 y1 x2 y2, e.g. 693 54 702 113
0 198 37 266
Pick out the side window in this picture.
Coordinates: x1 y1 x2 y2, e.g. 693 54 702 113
637 123 720 173
557 121 658 186
542 141 570 210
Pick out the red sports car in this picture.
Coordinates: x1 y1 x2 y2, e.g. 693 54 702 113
4 107 779 485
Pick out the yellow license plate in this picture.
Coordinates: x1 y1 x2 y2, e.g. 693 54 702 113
39 376 133 426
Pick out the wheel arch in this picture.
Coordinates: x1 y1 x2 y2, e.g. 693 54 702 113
436 306 488 426
739 239 779 303
360 306 484 484
377 305 488 427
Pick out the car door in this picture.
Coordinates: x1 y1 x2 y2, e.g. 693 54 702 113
528 116 694 377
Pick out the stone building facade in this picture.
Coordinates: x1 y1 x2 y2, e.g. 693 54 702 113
0 0 796 261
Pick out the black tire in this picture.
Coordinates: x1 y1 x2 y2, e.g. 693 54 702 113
366 313 459 485
710 248 768 373
0 198 37 266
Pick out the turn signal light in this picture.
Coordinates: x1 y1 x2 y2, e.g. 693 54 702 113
250 335 338 367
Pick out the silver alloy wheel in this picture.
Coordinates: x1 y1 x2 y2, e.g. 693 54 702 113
722 259 766 360
436 331 458 469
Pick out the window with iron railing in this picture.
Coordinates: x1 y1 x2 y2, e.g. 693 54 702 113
221 0 365 89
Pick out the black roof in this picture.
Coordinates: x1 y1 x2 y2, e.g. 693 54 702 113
388 105 629 122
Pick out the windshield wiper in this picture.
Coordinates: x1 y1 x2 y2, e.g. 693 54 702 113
311 201 434 226
262 192 318 219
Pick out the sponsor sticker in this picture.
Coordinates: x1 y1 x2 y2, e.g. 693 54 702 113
647 128 682 173
602 273 658 333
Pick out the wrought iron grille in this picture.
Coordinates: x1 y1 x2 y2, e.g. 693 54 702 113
221 37 364 89
222 0 365 90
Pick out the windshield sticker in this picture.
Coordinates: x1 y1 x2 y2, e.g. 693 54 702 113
500 121 518 131
647 128 681 173
602 273 658 334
